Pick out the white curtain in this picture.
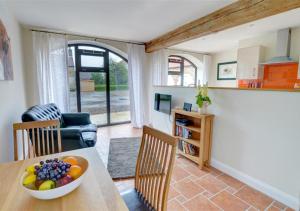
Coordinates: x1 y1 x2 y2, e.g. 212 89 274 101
149 49 168 86
32 32 69 112
127 44 149 128
200 54 212 85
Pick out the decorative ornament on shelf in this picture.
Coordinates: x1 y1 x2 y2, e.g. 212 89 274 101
196 83 211 114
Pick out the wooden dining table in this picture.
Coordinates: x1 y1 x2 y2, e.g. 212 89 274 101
0 147 129 211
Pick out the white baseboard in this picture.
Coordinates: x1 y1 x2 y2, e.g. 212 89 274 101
211 158 299 210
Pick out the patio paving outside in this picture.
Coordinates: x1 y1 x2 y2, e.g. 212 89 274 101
69 90 130 125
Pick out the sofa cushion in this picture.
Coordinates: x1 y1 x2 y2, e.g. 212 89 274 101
22 103 63 124
62 113 91 126
64 124 97 133
81 132 97 147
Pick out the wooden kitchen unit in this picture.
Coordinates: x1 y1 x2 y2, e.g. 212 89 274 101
172 109 214 169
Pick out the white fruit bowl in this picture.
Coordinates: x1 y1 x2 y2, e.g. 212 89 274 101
21 156 89 200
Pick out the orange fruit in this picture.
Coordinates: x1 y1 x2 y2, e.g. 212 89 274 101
63 156 78 166
68 165 82 179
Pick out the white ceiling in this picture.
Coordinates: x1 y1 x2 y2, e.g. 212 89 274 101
172 8 300 53
5 0 234 42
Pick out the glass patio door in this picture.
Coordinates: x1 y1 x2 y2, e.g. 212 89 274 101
67 44 130 126
71 45 110 125
79 71 108 125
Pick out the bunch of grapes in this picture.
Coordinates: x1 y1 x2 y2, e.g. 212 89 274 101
34 158 71 181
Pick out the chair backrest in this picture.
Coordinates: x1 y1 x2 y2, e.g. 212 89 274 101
135 126 177 211
13 120 62 161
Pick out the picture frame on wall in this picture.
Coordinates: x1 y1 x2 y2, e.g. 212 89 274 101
0 19 14 81
217 61 237 80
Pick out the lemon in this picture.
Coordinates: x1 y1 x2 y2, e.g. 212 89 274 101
25 163 40 174
23 174 36 186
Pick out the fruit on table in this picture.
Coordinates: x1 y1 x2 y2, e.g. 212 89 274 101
39 180 55 191
26 163 40 174
23 174 36 186
63 156 78 166
35 179 44 189
68 165 82 179
56 175 73 187
35 159 71 182
23 157 83 190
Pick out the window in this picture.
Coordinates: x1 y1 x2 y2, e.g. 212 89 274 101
168 55 197 87
67 43 130 126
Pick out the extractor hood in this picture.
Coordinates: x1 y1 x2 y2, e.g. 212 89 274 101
261 28 297 64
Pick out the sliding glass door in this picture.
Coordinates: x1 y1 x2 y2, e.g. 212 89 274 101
67 44 130 126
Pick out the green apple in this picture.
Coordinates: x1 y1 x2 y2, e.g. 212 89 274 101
39 180 55 191
23 174 36 186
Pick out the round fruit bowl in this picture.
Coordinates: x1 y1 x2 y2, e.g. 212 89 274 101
21 156 89 200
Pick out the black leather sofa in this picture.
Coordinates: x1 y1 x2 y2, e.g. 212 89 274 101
22 103 97 151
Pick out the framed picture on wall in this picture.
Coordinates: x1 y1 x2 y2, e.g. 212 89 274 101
0 19 13 81
217 61 237 80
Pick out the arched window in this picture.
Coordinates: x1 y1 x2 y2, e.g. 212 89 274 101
67 44 130 126
167 55 197 87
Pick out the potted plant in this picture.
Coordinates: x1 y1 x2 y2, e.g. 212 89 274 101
196 84 211 114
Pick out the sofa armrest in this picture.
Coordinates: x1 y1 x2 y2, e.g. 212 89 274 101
62 113 91 126
59 128 88 150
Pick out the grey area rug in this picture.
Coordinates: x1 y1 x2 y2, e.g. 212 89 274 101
107 137 141 179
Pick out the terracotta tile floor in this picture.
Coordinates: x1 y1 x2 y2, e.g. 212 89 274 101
96 124 294 211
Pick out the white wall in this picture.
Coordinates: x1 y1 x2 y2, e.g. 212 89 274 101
0 3 27 162
151 86 300 209
209 49 238 87
209 89 300 207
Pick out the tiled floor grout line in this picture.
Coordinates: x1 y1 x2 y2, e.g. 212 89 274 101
181 191 225 211
233 184 247 194
209 184 255 210
232 185 278 211
264 201 276 210
175 194 188 203
207 197 225 211
225 186 254 209
180 190 206 205
206 185 229 200
246 206 258 211
271 200 288 210
173 197 189 211
268 201 277 210
233 187 262 211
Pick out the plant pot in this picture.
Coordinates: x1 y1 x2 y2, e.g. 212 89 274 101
198 101 209 114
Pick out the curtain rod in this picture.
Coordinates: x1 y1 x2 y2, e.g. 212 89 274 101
30 29 145 46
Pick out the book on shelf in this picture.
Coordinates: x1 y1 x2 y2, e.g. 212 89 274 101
175 125 192 139
175 118 191 126
178 140 198 156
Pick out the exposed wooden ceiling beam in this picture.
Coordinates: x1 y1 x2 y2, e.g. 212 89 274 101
145 0 300 53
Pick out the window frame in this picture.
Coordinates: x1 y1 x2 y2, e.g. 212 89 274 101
67 43 129 126
168 55 197 87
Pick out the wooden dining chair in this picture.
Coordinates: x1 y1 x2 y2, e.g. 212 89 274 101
13 119 62 161
121 126 178 211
